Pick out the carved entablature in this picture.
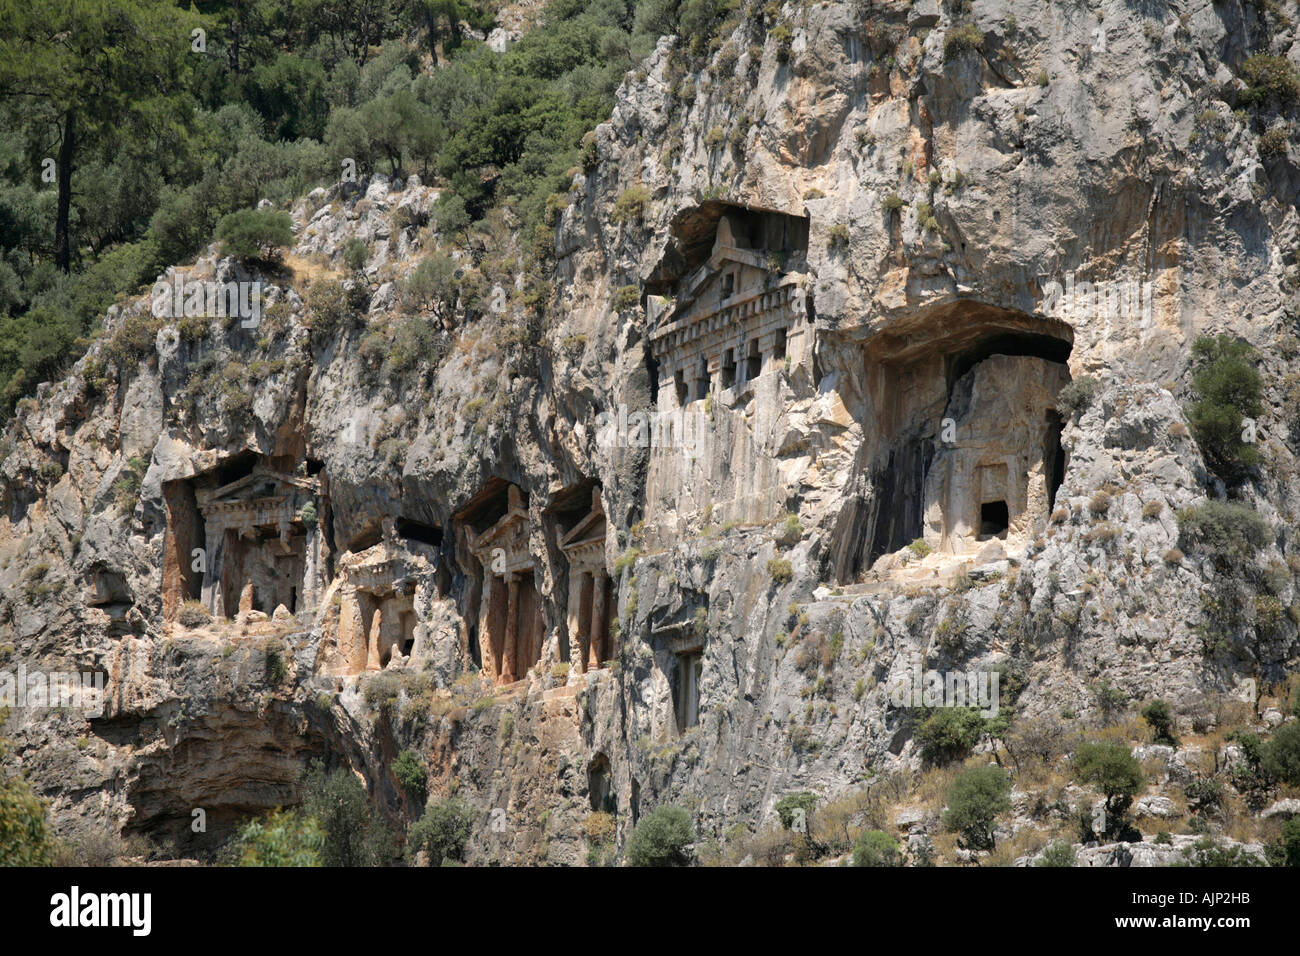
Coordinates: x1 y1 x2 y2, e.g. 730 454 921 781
558 488 606 573
645 204 811 406
469 484 535 577
196 470 320 541
344 556 416 598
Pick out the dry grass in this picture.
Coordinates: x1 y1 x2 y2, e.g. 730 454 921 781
282 251 342 287
986 826 1051 866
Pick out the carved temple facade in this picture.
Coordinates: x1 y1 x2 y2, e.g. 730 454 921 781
465 483 546 684
558 488 613 672
646 205 811 411
170 466 328 620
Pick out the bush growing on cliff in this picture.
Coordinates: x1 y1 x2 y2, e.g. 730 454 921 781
1057 376 1100 416
1185 335 1263 484
1073 741 1142 835
942 765 1010 851
774 791 818 830
610 186 650 225
1140 699 1179 746
1268 817 1300 867
1036 840 1076 867
767 557 793 584
402 253 458 316
215 208 294 264
406 796 474 866
234 809 323 867
916 707 985 766
852 829 902 866
263 638 288 684
1176 500 1269 569
393 749 428 804
178 600 210 629
1240 54 1300 109
626 805 694 866
301 762 396 867
341 238 368 273
0 758 54 865
1262 721 1300 787
943 23 984 61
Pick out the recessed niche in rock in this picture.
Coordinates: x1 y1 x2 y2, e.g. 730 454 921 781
588 753 615 814
316 517 442 677
673 649 703 734
552 484 613 672
457 481 545 685
164 457 329 621
831 301 1074 581
921 353 1071 555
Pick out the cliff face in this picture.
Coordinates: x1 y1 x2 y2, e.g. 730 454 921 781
1 1 1299 863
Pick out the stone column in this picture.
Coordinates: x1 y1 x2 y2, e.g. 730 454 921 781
566 570 584 670
588 573 607 671
201 520 223 615
502 574 520 683
365 605 384 671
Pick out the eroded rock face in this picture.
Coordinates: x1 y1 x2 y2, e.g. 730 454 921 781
1 2 1299 862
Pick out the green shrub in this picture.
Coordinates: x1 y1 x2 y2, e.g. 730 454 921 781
393 749 428 802
1262 722 1300 787
916 707 985 765
613 547 641 575
234 809 323 866
0 764 54 865
112 455 148 511
612 284 640 311
827 223 850 247
767 557 793 584
942 765 1010 851
215 208 294 263
1185 335 1263 484
774 791 818 830
1240 54 1300 109
1057 376 1100 415
852 829 902 866
301 762 395 867
1176 500 1269 570
178 600 210 629
1140 699 1178 746
263 638 288 684
1184 777 1224 815
1073 741 1143 831
777 513 803 547
882 193 903 213
626 805 693 866
1036 840 1076 867
943 23 984 61
1268 817 1300 867
406 796 474 865
1181 836 1266 867
610 186 650 225
402 254 458 314
907 537 932 558
1259 126 1290 157
341 237 368 272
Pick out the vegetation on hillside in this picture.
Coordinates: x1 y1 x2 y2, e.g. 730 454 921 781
0 0 749 418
